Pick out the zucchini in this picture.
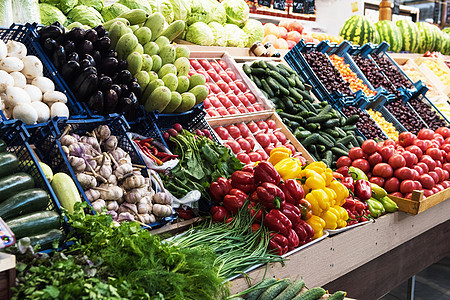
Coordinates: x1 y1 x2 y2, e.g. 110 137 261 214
260 79 274 98
0 172 34 203
243 64 252 75
345 115 360 125
323 119 340 128
0 188 50 220
267 77 281 95
299 90 313 102
7 211 60 239
245 278 278 300
269 70 290 88
278 111 304 123
0 152 19 178
331 147 349 157
274 280 305 300
286 76 296 87
306 114 332 124
278 63 296 75
259 279 290 300
51 173 82 214
295 130 312 140
323 150 333 167
292 287 326 300
328 291 347 300
28 229 63 250
301 133 320 147
0 140 6 152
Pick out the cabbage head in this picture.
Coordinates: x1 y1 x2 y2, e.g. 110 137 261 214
222 0 249 27
67 5 104 27
58 0 77 14
224 23 247 47
187 0 211 25
78 0 104 12
157 0 174 23
101 3 130 22
40 3 66 26
208 22 227 47
207 0 226 25
39 0 60 7
242 19 264 47
186 22 213 46
118 0 153 14
169 0 190 22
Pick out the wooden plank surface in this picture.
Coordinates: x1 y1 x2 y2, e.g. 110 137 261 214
230 195 450 296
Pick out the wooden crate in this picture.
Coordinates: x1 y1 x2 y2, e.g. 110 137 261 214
414 57 450 97
207 111 316 164
388 188 450 215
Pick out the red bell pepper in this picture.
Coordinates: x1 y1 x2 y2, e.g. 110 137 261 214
209 177 232 203
299 199 312 220
248 202 263 223
337 166 350 177
264 209 292 236
231 170 256 194
268 233 289 256
333 172 345 181
354 179 371 201
251 223 260 233
342 197 356 211
354 198 365 214
257 182 286 210
286 228 299 251
242 165 254 174
254 161 281 185
342 177 354 193
250 191 258 202
292 219 314 246
279 179 304 206
210 206 229 222
175 207 194 220
281 202 302 225
223 189 247 214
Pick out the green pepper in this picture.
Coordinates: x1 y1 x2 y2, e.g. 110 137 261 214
349 166 368 181
371 183 387 200
366 198 385 218
377 196 399 213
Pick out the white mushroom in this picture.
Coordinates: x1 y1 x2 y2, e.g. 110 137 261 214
23 84 43 102
12 103 38 124
50 102 69 118
32 77 54 93
6 41 27 58
5 86 31 108
0 70 14 93
21 56 43 79
43 91 67 104
30 101 50 123
0 57 24 72
9 71 26 88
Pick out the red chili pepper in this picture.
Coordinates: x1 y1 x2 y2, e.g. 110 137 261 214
279 179 304 206
337 166 350 177
226 217 233 223
209 177 232 204
254 161 281 185
281 202 302 225
354 179 371 201
286 228 299 251
144 142 151 149
257 182 286 210
292 219 314 246
299 199 312 220
333 172 345 181
139 138 154 144
231 170 256 194
342 177 354 193
251 223 260 233
223 189 247 214
264 209 292 236
140 145 163 165
248 202 263 223
175 207 194 219
268 232 289 256
210 206 229 222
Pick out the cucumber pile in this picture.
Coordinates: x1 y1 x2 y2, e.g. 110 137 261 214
0 140 62 249
243 61 363 168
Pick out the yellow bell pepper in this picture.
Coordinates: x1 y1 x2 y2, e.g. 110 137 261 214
269 147 292 166
333 205 349 228
306 215 326 239
324 187 337 207
328 180 349 206
324 169 334 186
321 208 338 230
274 157 302 180
305 189 329 215
300 169 326 193
304 161 327 173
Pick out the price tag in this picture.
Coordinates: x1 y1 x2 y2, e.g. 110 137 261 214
273 0 286 11
292 0 304 14
258 0 272 8
351 1 358 13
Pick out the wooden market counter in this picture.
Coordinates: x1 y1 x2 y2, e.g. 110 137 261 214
230 198 450 299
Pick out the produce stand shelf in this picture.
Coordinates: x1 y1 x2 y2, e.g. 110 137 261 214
389 187 450 215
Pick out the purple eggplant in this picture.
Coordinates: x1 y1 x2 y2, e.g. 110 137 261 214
128 82 141 99
60 61 80 81
99 76 113 91
110 84 121 98
88 91 104 114
117 59 128 71
95 36 111 52
93 25 106 38
43 38 57 54
84 29 98 43
91 50 102 66
103 49 117 58
78 40 93 55
104 89 118 114
38 25 63 41
119 84 129 97
79 58 95 70
117 70 132 84
75 74 98 101
63 40 76 54
67 27 85 43
67 52 79 63
82 54 96 67
52 45 66 70
100 57 118 74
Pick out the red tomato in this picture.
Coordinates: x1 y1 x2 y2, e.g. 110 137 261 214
284 143 296 154
433 134 444 146
228 82 240 95
388 154 406 170
236 153 251 164
420 155 436 171
225 69 237 81
394 167 414 181
237 138 252 153
436 127 450 138
351 159 370 174
419 174 435 189
349 147 364 160
384 139 396 147
245 137 256 150
226 125 241 139
443 169 450 180
256 149 269 161
405 145 423 160
210 96 223 108
210 62 221 73
217 80 230 93
208 83 221 94
274 131 287 144
414 139 427 153
199 59 212 70
227 107 239 115
401 151 417 168
404 193 413 199
256 120 269 132
361 139 377 155
395 145 405 153
372 163 393 179
376 141 385 152
246 106 256 113
236 106 248 114
215 126 230 139
431 187 440 194
267 133 278 145
248 152 262 162
255 133 271 147
400 180 415 194
207 69 220 81
253 104 264 111
413 165 424 175
428 171 440 184
266 119 277 130
369 176 385 187
336 156 352 168
398 132 416 147
247 122 259 133
434 167 445 182
206 109 220 117
264 145 274 156
219 71 231 83
190 59 202 70
218 60 228 70
368 152 383 167
244 93 256 104
435 184 444 192
236 124 250 138
411 169 420 181
413 180 422 190
423 189 434 197
229 94 242 106
380 146 395 162
417 128 434 140
226 140 241 154
384 177 400 193
423 140 433 150
443 163 450 174
441 180 450 188
234 80 247 93
426 147 443 161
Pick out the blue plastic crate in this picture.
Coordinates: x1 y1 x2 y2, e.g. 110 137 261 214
384 96 429 132
0 24 86 129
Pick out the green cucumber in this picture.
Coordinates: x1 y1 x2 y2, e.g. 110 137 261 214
28 229 63 250
323 150 333 167
305 123 319 131
7 211 60 239
280 97 295 113
293 287 326 300
261 89 269 99
278 111 304 123
336 135 353 145
276 100 286 110
243 64 252 75
331 147 349 157
317 105 332 116
0 172 34 203
299 111 314 118
245 278 278 300
267 77 281 95
269 70 290 88
265 61 279 72
308 145 320 160
321 132 336 144
303 101 317 113
323 119 340 128
335 127 347 137
328 291 347 300
259 279 290 300
293 76 305 90
299 90 313 102
257 60 268 69
253 76 262 88
0 188 49 220
251 67 267 77
260 79 274 98
289 88 303 101
276 66 291 77
301 133 320 147
345 115 360 125
317 145 326 153
286 76 296 87
340 117 347 126
0 152 19 178
295 130 312 140
306 114 332 123
317 135 332 148
335 142 349 152
324 128 340 138
356 135 364 146
278 63 296 75
279 85 290 96
0 140 6 152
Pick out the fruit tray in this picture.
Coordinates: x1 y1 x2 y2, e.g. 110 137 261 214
0 24 86 131
32 114 177 229
207 111 316 165
388 187 450 215
188 51 274 118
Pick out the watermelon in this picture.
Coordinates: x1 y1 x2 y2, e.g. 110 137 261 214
339 15 377 46
374 20 403 52
443 28 450 34
441 33 450 55
417 22 436 53
430 25 444 52
396 20 420 53
373 29 380 44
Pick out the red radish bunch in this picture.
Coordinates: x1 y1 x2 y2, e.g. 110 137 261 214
337 127 450 199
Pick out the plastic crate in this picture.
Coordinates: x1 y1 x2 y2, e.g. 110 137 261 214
32 114 177 229
0 24 86 130
384 96 429 132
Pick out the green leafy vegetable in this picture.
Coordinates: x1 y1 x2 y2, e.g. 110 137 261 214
39 3 66 26
242 19 264 47
67 5 104 27
222 0 249 27
186 21 214 46
77 0 104 12
209 22 227 47
101 3 130 22
225 23 248 47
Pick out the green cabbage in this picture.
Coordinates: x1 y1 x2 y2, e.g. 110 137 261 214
118 0 153 14
186 22 213 46
169 0 190 22
206 0 226 25
67 5 103 27
222 0 249 27
224 23 247 47
0 0 13 27
101 3 130 22
157 0 174 23
208 22 227 47
58 0 77 14
77 0 103 12
187 0 210 25
242 19 264 47
39 3 66 26
39 0 59 7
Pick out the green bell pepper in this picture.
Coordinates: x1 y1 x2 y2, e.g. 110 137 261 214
349 166 368 181
377 196 399 213
366 198 385 218
371 183 387 200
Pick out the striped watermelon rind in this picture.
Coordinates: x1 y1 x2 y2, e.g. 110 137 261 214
339 15 376 46
396 19 419 53
373 27 380 44
443 27 450 34
417 22 436 53
441 32 450 55
430 25 444 52
374 20 403 52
